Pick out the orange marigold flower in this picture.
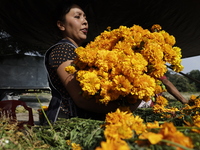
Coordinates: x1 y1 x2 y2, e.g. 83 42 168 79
71 143 83 150
156 95 168 106
131 74 156 100
139 132 163 144
146 121 160 129
104 124 133 140
75 46 97 66
77 70 101 92
105 109 146 135
112 75 132 96
160 30 176 46
190 95 197 100
105 109 134 125
130 115 147 135
159 122 193 149
151 24 162 32
65 66 77 74
66 140 83 150
185 114 200 133
95 139 130 150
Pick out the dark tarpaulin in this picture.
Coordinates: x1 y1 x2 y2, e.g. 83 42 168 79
0 0 200 58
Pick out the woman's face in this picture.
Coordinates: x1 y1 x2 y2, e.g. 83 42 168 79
58 5 88 46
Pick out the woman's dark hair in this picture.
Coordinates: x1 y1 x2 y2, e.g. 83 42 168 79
55 0 74 22
54 0 85 22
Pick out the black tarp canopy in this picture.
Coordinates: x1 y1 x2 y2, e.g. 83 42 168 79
0 0 200 58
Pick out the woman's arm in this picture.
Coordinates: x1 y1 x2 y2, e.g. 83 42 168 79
160 77 188 104
57 60 141 113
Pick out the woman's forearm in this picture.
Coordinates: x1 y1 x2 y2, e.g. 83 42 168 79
161 78 188 104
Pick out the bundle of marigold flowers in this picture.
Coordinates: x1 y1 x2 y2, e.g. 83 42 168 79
65 24 184 105
96 109 193 150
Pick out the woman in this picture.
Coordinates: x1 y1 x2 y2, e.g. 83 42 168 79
44 1 141 123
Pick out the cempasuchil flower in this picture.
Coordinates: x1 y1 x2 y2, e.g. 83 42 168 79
104 123 134 140
131 74 156 101
105 109 146 135
76 70 101 96
95 139 130 150
156 95 168 106
139 132 163 144
159 122 193 149
65 66 77 74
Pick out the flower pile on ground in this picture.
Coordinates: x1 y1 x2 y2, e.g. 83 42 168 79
65 24 183 105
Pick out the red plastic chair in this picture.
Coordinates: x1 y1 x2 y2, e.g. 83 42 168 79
0 100 34 129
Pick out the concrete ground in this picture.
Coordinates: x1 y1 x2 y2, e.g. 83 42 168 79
16 93 51 125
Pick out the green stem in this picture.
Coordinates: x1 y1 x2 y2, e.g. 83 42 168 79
36 94 54 130
161 139 193 150
150 124 200 130
157 121 165 124
85 127 101 146
176 126 200 130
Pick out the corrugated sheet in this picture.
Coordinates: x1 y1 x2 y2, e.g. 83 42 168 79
0 55 49 89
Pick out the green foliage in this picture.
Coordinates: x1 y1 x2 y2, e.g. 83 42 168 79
34 117 105 150
133 108 165 122
166 70 199 92
149 144 176 150
185 132 200 149
0 120 50 150
187 70 200 91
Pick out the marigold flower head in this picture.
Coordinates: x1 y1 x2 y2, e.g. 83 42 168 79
112 75 132 96
65 66 77 74
159 122 193 149
71 143 82 150
190 95 197 100
138 132 163 145
95 139 130 150
66 140 83 150
153 104 166 113
147 61 167 78
105 109 134 125
160 30 176 46
151 24 162 32
131 74 156 100
38 105 48 112
104 124 134 140
146 121 160 129
76 70 101 95
105 109 146 135
154 85 164 95
75 46 97 67
185 114 200 133
156 95 168 106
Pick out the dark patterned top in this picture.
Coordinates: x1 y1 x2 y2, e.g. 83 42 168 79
46 42 105 120
48 43 76 92
47 43 77 117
